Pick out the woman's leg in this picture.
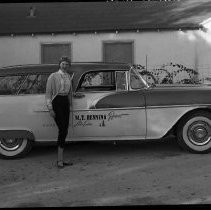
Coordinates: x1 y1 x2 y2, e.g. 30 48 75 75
52 96 70 167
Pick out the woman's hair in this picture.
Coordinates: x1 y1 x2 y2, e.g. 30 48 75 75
59 56 71 66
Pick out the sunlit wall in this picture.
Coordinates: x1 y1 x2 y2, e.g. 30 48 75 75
0 29 211 80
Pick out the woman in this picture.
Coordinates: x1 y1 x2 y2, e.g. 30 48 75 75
45 56 73 169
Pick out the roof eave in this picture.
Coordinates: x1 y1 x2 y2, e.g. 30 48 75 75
0 26 202 37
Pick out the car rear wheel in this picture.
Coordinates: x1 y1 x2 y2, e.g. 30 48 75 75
177 111 211 153
0 137 32 159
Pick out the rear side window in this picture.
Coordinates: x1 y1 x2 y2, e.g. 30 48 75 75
0 75 26 95
0 74 50 96
18 74 49 95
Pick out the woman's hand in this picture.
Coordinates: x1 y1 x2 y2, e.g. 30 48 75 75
49 109 55 118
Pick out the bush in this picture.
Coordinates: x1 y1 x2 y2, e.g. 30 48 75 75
133 63 200 85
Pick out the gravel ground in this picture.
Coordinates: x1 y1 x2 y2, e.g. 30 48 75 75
0 137 211 207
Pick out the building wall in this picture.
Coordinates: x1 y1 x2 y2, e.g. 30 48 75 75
0 30 211 78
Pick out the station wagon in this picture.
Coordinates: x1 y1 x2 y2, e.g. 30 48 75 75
0 62 211 158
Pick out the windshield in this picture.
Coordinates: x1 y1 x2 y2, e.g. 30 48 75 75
130 67 149 89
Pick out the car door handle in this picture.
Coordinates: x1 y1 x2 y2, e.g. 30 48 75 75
73 93 85 98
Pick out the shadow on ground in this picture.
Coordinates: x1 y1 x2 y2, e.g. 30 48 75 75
29 136 186 159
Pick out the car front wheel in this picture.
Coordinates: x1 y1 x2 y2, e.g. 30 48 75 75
177 111 211 153
0 137 32 159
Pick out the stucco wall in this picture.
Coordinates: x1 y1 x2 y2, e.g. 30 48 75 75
0 30 210 78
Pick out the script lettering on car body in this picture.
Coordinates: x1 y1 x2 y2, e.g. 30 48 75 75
73 111 130 127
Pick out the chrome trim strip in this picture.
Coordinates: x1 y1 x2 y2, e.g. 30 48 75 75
35 135 146 142
72 107 146 112
71 104 211 112
147 104 211 109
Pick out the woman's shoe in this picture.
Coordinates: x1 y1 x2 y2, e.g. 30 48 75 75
57 161 64 169
63 161 73 166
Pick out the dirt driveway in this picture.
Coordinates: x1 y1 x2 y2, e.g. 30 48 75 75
0 137 211 207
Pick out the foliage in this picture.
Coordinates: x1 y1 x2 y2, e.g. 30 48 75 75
133 63 201 85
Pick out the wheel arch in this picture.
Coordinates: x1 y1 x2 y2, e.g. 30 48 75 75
164 107 211 138
0 129 35 141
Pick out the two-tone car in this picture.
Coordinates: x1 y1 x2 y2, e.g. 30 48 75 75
0 62 211 159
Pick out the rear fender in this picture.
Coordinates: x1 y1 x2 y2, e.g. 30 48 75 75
0 130 35 141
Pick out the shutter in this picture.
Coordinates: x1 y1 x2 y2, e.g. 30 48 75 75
103 42 133 64
41 43 71 64
103 41 133 84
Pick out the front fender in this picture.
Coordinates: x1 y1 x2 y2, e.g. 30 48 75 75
146 105 200 139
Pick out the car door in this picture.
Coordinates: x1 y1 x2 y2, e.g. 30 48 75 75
17 73 60 141
27 72 75 142
0 73 59 142
71 69 147 141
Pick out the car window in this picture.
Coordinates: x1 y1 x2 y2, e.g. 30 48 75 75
0 73 50 96
130 69 146 89
116 71 127 91
18 74 50 95
0 75 27 95
77 71 116 92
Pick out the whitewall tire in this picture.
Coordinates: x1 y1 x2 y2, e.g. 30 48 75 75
177 111 211 153
0 137 32 159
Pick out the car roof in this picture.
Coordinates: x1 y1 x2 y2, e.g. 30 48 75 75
0 62 131 76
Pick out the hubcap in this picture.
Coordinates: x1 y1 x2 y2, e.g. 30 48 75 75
0 138 23 151
188 121 211 146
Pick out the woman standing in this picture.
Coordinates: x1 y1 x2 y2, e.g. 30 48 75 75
45 56 73 169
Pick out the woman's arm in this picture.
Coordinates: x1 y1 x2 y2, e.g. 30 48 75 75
45 73 54 110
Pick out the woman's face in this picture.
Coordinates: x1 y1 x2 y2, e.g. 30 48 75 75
60 61 70 71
